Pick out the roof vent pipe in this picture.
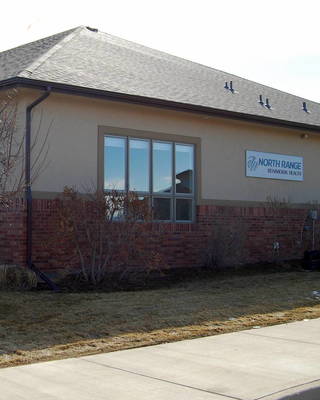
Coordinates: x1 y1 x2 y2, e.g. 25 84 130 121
259 95 264 106
229 81 234 93
265 98 271 109
86 26 98 32
302 102 308 112
224 81 229 90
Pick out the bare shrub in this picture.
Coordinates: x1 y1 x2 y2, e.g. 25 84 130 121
0 265 37 290
265 195 291 209
299 202 320 251
264 196 293 262
0 89 51 206
0 90 22 205
205 220 248 269
54 187 165 285
265 196 320 259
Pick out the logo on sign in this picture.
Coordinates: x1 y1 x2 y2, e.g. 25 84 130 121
247 156 258 172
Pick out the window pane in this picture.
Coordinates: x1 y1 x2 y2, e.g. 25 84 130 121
129 139 149 192
175 144 194 193
176 199 192 221
153 198 171 220
104 136 126 190
153 142 172 193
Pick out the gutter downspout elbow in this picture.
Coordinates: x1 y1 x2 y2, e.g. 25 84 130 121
25 87 51 270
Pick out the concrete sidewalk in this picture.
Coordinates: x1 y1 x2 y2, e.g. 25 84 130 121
0 319 320 400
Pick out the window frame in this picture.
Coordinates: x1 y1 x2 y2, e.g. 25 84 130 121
98 126 201 223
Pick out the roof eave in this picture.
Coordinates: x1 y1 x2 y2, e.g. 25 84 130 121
1 77 320 134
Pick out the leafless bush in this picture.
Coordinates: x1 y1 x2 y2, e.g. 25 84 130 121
0 264 37 290
0 89 51 206
265 196 292 262
205 220 248 268
54 187 165 285
299 202 320 251
0 90 21 205
265 195 291 209
265 196 320 259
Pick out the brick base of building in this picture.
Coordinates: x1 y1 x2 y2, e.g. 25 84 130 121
0 199 315 272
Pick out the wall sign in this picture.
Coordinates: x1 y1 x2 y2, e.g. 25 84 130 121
246 150 304 181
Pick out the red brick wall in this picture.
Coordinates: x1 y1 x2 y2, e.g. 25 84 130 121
197 205 309 264
0 199 26 266
0 199 314 271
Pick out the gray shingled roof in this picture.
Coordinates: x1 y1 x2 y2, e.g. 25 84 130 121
1 26 319 129
0 28 78 81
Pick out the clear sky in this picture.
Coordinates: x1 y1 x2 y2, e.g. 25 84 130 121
1 0 319 103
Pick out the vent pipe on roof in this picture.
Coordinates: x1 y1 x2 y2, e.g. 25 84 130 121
229 81 234 93
302 102 309 112
224 81 235 93
265 98 271 109
258 95 264 106
86 26 98 32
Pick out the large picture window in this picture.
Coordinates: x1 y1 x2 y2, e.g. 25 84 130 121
104 135 195 222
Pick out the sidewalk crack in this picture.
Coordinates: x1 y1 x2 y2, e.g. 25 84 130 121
240 331 320 347
83 358 244 400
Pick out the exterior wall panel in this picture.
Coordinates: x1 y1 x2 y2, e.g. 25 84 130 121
22 89 320 205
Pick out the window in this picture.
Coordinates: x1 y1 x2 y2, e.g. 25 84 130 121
104 137 126 190
103 135 195 222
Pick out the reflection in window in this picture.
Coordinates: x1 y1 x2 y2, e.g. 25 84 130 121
103 134 195 222
129 139 149 192
105 194 125 221
104 137 126 190
153 198 171 220
176 199 192 221
175 144 193 194
153 142 172 193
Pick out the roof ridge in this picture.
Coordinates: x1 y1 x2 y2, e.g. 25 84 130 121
18 26 83 79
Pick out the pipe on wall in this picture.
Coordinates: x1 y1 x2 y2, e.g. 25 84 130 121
25 87 51 269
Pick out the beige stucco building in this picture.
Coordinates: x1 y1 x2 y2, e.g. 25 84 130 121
1 26 320 274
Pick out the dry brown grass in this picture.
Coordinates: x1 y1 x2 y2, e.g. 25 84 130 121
1 269 320 368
